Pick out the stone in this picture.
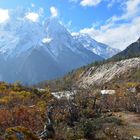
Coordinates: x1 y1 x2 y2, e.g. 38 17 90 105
4 126 39 140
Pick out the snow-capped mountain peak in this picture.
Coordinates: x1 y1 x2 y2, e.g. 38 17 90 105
73 33 120 59
45 18 68 34
43 17 81 56
0 8 116 84
0 12 46 58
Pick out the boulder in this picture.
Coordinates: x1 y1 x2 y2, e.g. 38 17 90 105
4 126 39 140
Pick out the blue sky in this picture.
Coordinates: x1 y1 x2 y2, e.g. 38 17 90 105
0 0 140 50
0 0 123 30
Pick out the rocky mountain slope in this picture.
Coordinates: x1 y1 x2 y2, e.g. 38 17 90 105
0 8 119 85
73 33 120 59
75 38 140 88
78 57 140 88
0 13 102 84
38 38 140 90
111 37 140 61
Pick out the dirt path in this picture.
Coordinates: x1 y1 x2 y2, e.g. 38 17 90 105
114 112 140 137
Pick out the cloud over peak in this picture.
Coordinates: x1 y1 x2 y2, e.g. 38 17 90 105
25 12 39 22
50 6 58 17
74 0 140 50
0 9 9 23
80 0 102 7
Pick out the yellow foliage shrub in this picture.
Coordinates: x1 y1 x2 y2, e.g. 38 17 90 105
4 126 40 140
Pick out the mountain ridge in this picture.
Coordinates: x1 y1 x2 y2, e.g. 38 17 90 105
0 15 109 84
110 37 140 61
0 9 120 84
37 38 140 90
73 33 120 59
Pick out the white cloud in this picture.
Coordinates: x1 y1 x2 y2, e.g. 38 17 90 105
42 38 52 44
79 17 140 50
31 3 35 7
123 0 140 18
50 6 58 17
107 0 116 8
0 9 9 23
108 0 140 23
25 12 39 22
68 20 72 27
107 0 121 8
80 0 102 7
74 0 140 50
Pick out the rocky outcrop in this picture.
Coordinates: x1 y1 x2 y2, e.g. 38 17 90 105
39 106 55 140
4 126 39 140
78 57 140 88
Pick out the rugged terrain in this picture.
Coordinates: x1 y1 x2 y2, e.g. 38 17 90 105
0 8 119 85
37 37 140 90
0 37 140 140
73 33 120 59
78 57 140 88
77 37 140 88
111 37 140 61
